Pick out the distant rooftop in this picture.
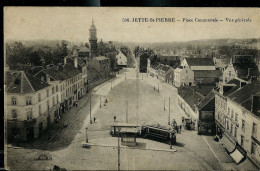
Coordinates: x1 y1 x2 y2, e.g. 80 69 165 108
185 58 215 66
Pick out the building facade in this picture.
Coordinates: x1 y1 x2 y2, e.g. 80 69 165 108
174 66 194 87
88 56 110 77
5 71 60 141
116 51 127 67
181 58 216 71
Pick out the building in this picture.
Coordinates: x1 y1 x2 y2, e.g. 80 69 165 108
147 61 160 78
193 70 222 85
181 58 216 71
174 66 194 87
35 57 84 115
5 70 60 141
223 55 259 83
138 52 150 73
215 79 260 167
89 19 98 58
78 47 90 59
195 91 216 135
158 64 174 82
116 50 127 67
88 56 110 77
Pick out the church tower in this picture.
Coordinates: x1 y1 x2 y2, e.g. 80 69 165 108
89 19 98 58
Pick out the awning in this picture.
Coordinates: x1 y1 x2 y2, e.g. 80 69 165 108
230 148 245 164
221 133 236 153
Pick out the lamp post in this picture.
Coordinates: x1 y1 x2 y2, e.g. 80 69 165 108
85 127 88 143
164 99 166 111
168 97 170 125
118 127 121 171
100 97 101 108
111 81 113 90
125 73 126 80
142 74 143 80
126 100 128 123
90 95 92 124
158 83 159 92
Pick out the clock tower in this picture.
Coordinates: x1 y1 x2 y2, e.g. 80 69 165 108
89 19 98 58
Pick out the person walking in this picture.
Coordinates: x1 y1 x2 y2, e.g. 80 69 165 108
114 115 116 122
94 117 96 123
179 124 182 133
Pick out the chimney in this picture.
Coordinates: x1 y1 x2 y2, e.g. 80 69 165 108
74 57 78 68
46 75 50 83
251 95 260 114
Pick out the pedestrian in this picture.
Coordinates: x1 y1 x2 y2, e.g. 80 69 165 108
175 125 179 133
114 115 116 122
94 117 96 123
154 87 155 91
179 125 182 133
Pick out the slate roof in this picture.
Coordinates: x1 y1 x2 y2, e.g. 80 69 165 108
222 79 241 96
196 91 215 111
185 58 215 66
40 64 81 81
6 70 49 94
194 70 222 78
178 86 205 111
227 80 260 115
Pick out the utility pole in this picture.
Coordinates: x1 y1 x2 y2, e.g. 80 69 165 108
168 97 170 125
85 127 88 143
100 97 101 108
158 83 159 92
90 95 92 124
118 127 121 171
164 99 165 111
126 100 128 123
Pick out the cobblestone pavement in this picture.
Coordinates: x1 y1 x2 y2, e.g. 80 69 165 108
7 68 253 170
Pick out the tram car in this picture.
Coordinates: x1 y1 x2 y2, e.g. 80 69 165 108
141 124 177 145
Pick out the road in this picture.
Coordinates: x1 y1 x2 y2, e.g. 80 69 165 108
6 68 223 170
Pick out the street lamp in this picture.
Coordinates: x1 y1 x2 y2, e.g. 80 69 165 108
100 97 101 108
168 97 171 125
164 99 166 111
158 83 159 92
85 127 88 143
90 95 92 124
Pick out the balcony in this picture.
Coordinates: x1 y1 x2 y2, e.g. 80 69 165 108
24 118 36 124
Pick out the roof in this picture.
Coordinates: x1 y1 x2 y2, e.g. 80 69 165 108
196 91 215 111
178 86 205 111
150 62 160 69
185 58 215 66
221 79 241 96
159 65 172 72
40 64 81 81
227 80 260 116
6 70 49 94
194 70 222 78
116 51 127 58
94 56 109 61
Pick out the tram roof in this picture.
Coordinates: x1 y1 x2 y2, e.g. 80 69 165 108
110 123 140 127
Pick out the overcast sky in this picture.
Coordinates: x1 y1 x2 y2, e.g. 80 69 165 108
4 7 260 43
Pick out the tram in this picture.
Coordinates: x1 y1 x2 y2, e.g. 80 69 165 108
141 124 177 145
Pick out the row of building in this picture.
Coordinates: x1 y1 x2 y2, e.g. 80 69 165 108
145 52 260 167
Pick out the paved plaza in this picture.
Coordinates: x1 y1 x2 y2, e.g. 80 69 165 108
7 68 256 170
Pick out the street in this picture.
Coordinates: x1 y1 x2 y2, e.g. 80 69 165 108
7 68 223 170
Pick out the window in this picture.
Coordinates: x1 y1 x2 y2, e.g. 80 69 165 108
27 109 32 120
60 85 62 91
252 123 257 137
234 127 237 137
56 85 58 92
241 135 244 147
228 108 230 115
26 97 32 105
229 71 231 76
242 120 245 131
38 93 41 102
53 96 55 106
11 97 17 105
231 110 234 119
47 89 49 97
231 124 233 134
39 104 41 115
227 121 229 130
56 95 59 103
47 100 49 108
235 113 238 121
12 109 17 119
251 141 256 155
52 87 55 94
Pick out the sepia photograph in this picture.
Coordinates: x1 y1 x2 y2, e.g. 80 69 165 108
3 7 260 170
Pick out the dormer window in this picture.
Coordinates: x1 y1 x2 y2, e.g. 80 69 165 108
11 97 17 105
26 97 32 105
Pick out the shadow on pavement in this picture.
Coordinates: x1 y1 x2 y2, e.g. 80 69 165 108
174 142 185 147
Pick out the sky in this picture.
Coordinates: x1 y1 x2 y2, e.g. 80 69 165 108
4 7 260 43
